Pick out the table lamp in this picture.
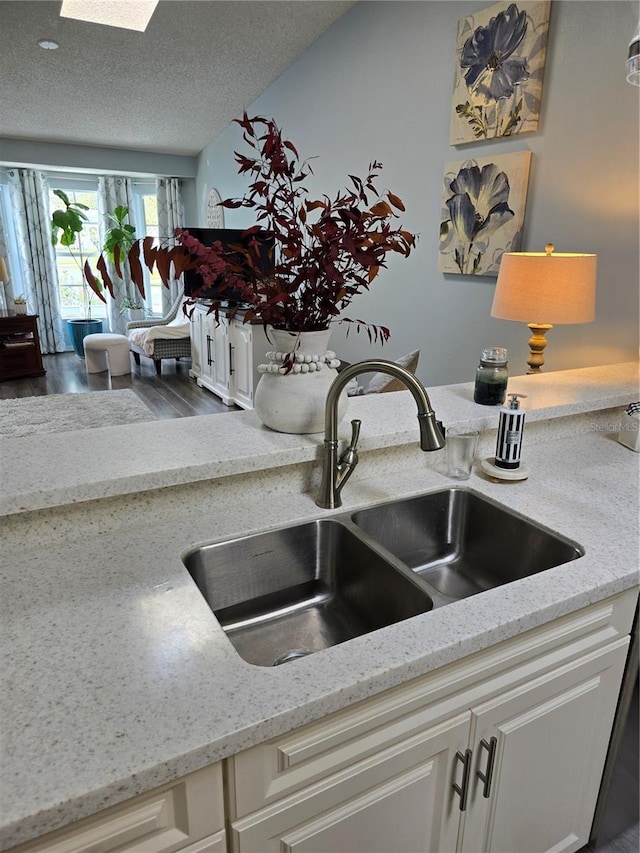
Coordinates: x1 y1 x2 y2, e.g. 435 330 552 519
491 243 597 374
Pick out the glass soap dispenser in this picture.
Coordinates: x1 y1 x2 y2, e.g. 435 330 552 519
474 347 508 406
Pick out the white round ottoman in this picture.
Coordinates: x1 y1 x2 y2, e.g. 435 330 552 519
84 333 131 376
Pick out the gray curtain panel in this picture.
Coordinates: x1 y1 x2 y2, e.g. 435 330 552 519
98 176 134 335
156 177 184 313
7 169 66 354
0 212 11 310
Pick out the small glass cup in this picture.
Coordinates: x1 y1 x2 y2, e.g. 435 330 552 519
446 430 479 480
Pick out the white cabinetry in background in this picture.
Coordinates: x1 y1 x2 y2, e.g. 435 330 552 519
190 303 269 409
227 590 635 853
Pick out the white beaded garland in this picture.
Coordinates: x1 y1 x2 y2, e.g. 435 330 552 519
257 348 341 375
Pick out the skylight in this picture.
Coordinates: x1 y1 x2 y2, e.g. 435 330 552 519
60 1 159 33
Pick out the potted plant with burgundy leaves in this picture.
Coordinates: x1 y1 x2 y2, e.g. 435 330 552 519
85 114 416 432
178 114 417 433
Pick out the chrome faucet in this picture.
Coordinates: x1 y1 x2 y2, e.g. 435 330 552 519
316 360 446 509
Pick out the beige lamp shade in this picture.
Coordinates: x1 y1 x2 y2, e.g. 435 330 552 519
491 245 597 324
0 257 8 283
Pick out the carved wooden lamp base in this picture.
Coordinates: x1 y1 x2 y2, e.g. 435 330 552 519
526 323 553 374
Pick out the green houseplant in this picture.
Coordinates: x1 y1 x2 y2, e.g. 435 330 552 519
50 189 103 355
119 295 145 321
103 205 143 320
103 205 137 265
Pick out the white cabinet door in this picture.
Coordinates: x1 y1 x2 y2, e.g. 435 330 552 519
189 306 203 379
193 310 232 402
210 315 230 400
230 320 255 409
193 306 216 388
180 831 227 852
232 713 469 853
201 318 216 385
460 640 629 853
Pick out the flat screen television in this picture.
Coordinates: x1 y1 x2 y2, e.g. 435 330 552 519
182 228 274 304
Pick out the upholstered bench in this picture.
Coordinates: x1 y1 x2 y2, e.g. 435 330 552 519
84 333 131 376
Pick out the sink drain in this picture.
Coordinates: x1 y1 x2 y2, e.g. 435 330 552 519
272 649 313 666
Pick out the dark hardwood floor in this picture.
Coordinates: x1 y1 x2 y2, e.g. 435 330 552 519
0 352 239 420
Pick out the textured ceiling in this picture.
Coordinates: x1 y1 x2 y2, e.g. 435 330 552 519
0 0 354 156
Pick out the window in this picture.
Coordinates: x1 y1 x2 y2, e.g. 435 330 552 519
49 180 106 320
1 171 177 324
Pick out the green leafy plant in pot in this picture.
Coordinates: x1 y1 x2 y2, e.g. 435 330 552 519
119 295 145 321
103 205 142 321
103 205 137 265
50 189 103 355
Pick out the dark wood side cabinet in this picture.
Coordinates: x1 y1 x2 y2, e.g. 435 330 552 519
0 312 46 381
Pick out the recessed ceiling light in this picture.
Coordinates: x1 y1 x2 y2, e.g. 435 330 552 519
38 39 59 50
60 1 159 33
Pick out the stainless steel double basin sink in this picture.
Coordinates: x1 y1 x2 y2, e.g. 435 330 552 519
182 488 583 667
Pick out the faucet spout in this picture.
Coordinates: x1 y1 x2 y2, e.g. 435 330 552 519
316 359 446 509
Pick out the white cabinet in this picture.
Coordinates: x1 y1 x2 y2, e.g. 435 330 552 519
210 313 230 400
14 763 226 853
228 591 636 853
13 592 636 853
458 643 628 853
190 304 269 409
231 320 259 409
189 302 204 378
189 304 227 397
230 713 468 852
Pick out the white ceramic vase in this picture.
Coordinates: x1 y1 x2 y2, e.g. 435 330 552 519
254 328 348 434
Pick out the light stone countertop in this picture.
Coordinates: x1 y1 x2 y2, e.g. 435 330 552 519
0 362 639 849
1 361 637 516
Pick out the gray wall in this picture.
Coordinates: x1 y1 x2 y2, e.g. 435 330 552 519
0 138 198 179
195 0 640 386
0 139 199 225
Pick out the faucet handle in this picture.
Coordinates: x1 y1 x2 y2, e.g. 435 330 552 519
336 419 361 494
349 419 361 450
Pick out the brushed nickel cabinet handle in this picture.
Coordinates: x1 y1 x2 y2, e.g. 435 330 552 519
476 736 497 798
453 748 473 811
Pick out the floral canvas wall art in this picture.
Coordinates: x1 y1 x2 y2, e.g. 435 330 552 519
449 1 550 145
438 151 532 276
